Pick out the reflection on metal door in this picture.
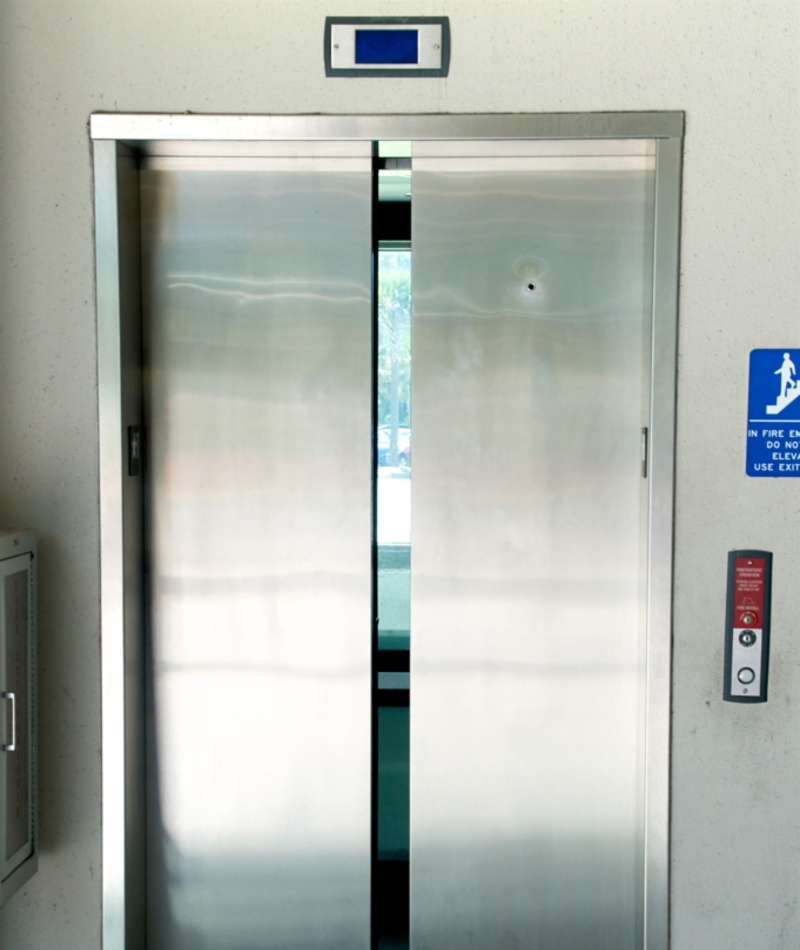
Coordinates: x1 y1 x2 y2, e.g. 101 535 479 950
141 145 373 950
410 140 655 950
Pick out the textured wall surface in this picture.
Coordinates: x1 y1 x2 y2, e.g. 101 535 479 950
0 1 798 948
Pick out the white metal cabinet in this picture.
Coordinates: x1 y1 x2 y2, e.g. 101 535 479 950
0 530 36 907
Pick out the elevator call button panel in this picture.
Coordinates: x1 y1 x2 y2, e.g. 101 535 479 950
724 550 772 703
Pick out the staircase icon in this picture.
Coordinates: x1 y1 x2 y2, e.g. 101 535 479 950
767 385 800 414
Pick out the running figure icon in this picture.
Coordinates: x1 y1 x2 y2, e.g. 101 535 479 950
767 351 800 414
776 352 796 399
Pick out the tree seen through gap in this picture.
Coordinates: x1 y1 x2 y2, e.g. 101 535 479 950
378 251 411 466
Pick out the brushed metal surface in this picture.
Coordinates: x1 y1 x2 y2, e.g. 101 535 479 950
410 142 656 950
95 140 147 950
94 117 680 950
90 112 684 144
118 145 147 950
141 152 372 950
94 137 125 948
644 135 682 950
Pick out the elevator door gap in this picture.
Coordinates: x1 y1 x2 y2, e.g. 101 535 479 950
374 146 411 950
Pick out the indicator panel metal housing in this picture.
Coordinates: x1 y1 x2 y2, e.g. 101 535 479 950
325 17 450 77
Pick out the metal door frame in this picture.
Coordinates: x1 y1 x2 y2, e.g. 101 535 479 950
91 112 682 950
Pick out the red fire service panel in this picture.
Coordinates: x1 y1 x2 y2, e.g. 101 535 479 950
724 550 772 703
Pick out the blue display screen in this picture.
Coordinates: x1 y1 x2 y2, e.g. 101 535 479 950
355 29 418 65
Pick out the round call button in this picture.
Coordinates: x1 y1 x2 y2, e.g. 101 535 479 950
737 667 756 685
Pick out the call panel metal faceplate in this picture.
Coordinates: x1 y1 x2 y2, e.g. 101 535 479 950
724 550 772 703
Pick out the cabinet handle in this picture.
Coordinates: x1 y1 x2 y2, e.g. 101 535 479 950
2 692 16 753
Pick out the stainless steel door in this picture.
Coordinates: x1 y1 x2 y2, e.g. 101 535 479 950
141 145 373 950
409 140 656 950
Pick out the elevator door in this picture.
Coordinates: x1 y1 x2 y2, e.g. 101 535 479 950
141 145 373 950
410 139 655 950
138 134 661 950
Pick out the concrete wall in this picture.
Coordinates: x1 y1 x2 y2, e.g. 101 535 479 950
0 1 798 947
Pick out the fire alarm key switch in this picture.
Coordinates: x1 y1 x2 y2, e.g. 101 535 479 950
724 550 772 704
